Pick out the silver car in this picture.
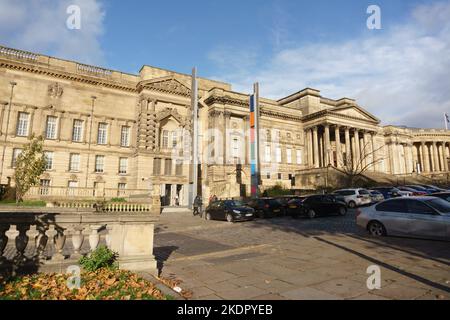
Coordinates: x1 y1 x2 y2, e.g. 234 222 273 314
356 196 450 241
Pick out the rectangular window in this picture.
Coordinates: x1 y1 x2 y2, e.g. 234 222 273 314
153 158 161 175
172 131 178 148
119 158 128 174
97 123 108 145
296 150 302 165
232 138 239 158
265 145 271 162
45 116 57 139
40 179 50 195
44 151 53 170
276 146 282 163
164 159 172 175
69 153 80 172
162 130 169 148
175 160 183 176
68 180 78 196
287 148 292 164
11 148 23 168
120 126 130 147
16 112 29 136
72 119 83 142
118 183 127 196
278 173 282 180
266 172 271 179
95 155 105 173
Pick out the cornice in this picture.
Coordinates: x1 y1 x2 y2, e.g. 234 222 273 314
302 110 380 126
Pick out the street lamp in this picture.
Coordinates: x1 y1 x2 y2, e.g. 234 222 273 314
0 81 17 185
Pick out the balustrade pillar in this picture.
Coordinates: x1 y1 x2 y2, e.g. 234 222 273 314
50 226 66 261
0 225 9 262
70 226 85 259
89 225 103 252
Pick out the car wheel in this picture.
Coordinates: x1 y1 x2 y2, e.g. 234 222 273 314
338 207 347 216
348 201 356 209
206 213 212 221
368 221 386 237
226 213 234 223
307 209 316 219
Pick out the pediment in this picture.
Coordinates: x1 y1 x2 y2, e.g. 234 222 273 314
138 76 191 97
156 108 186 126
331 105 379 123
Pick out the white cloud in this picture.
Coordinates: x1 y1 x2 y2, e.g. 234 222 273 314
0 0 105 65
208 1 450 129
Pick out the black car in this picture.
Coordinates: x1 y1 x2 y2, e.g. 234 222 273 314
274 195 303 215
205 200 255 222
246 198 283 218
287 195 347 219
430 192 450 202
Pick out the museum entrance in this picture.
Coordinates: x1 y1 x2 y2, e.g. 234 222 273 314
160 184 188 207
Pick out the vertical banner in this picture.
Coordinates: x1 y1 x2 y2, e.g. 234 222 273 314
250 83 260 198
191 67 199 208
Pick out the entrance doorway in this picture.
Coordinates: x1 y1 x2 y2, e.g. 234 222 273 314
161 184 188 207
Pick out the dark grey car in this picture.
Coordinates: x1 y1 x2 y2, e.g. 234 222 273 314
356 197 450 241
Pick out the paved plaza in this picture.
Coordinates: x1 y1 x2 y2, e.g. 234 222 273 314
155 210 450 300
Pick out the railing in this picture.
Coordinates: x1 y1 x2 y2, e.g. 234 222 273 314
53 202 152 212
0 208 159 276
25 186 151 201
77 63 113 77
0 46 38 61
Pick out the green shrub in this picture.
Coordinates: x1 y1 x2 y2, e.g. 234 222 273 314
79 246 118 272
110 198 126 202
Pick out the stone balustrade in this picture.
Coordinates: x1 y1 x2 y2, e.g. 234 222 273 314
77 63 113 77
25 186 152 201
0 208 158 276
0 46 38 61
52 202 152 212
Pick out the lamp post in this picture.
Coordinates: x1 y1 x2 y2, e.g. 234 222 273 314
85 96 96 188
0 81 17 185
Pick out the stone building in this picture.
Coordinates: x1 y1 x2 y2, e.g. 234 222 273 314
0 45 449 205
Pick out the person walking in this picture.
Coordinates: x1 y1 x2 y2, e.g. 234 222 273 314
193 195 203 216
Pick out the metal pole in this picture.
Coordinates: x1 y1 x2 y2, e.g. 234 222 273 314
0 81 17 185
445 113 448 130
85 96 96 188
191 68 199 209
254 82 261 196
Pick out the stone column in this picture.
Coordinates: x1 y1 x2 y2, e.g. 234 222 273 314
324 124 330 166
345 127 351 168
312 126 319 168
389 143 396 174
438 142 445 172
423 142 430 173
307 129 313 168
224 111 231 165
443 142 449 172
318 132 323 167
371 133 376 171
362 131 369 169
335 126 341 168
432 142 439 172
354 130 360 169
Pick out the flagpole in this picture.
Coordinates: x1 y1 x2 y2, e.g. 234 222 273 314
191 67 199 209
445 113 448 130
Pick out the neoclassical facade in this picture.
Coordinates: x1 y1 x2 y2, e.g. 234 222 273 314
0 45 449 205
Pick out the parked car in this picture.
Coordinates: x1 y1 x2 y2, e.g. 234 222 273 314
368 190 384 203
430 192 450 202
333 189 372 208
420 184 449 192
287 195 347 219
356 197 450 241
246 198 283 218
397 186 426 196
204 200 255 222
274 195 303 215
371 187 403 199
405 185 434 194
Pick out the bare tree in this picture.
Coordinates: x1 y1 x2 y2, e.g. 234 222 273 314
338 141 386 186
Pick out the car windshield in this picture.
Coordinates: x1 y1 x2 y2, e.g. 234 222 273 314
409 186 427 191
424 198 450 214
359 190 369 195
226 200 244 207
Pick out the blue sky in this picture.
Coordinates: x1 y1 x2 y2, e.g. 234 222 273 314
0 0 449 128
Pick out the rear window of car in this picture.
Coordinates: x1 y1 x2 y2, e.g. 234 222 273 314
335 190 355 196
425 198 450 213
375 199 407 213
358 190 369 195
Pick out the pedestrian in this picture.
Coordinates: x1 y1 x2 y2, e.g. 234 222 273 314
193 195 203 216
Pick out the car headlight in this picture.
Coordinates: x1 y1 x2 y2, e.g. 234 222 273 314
233 210 241 214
